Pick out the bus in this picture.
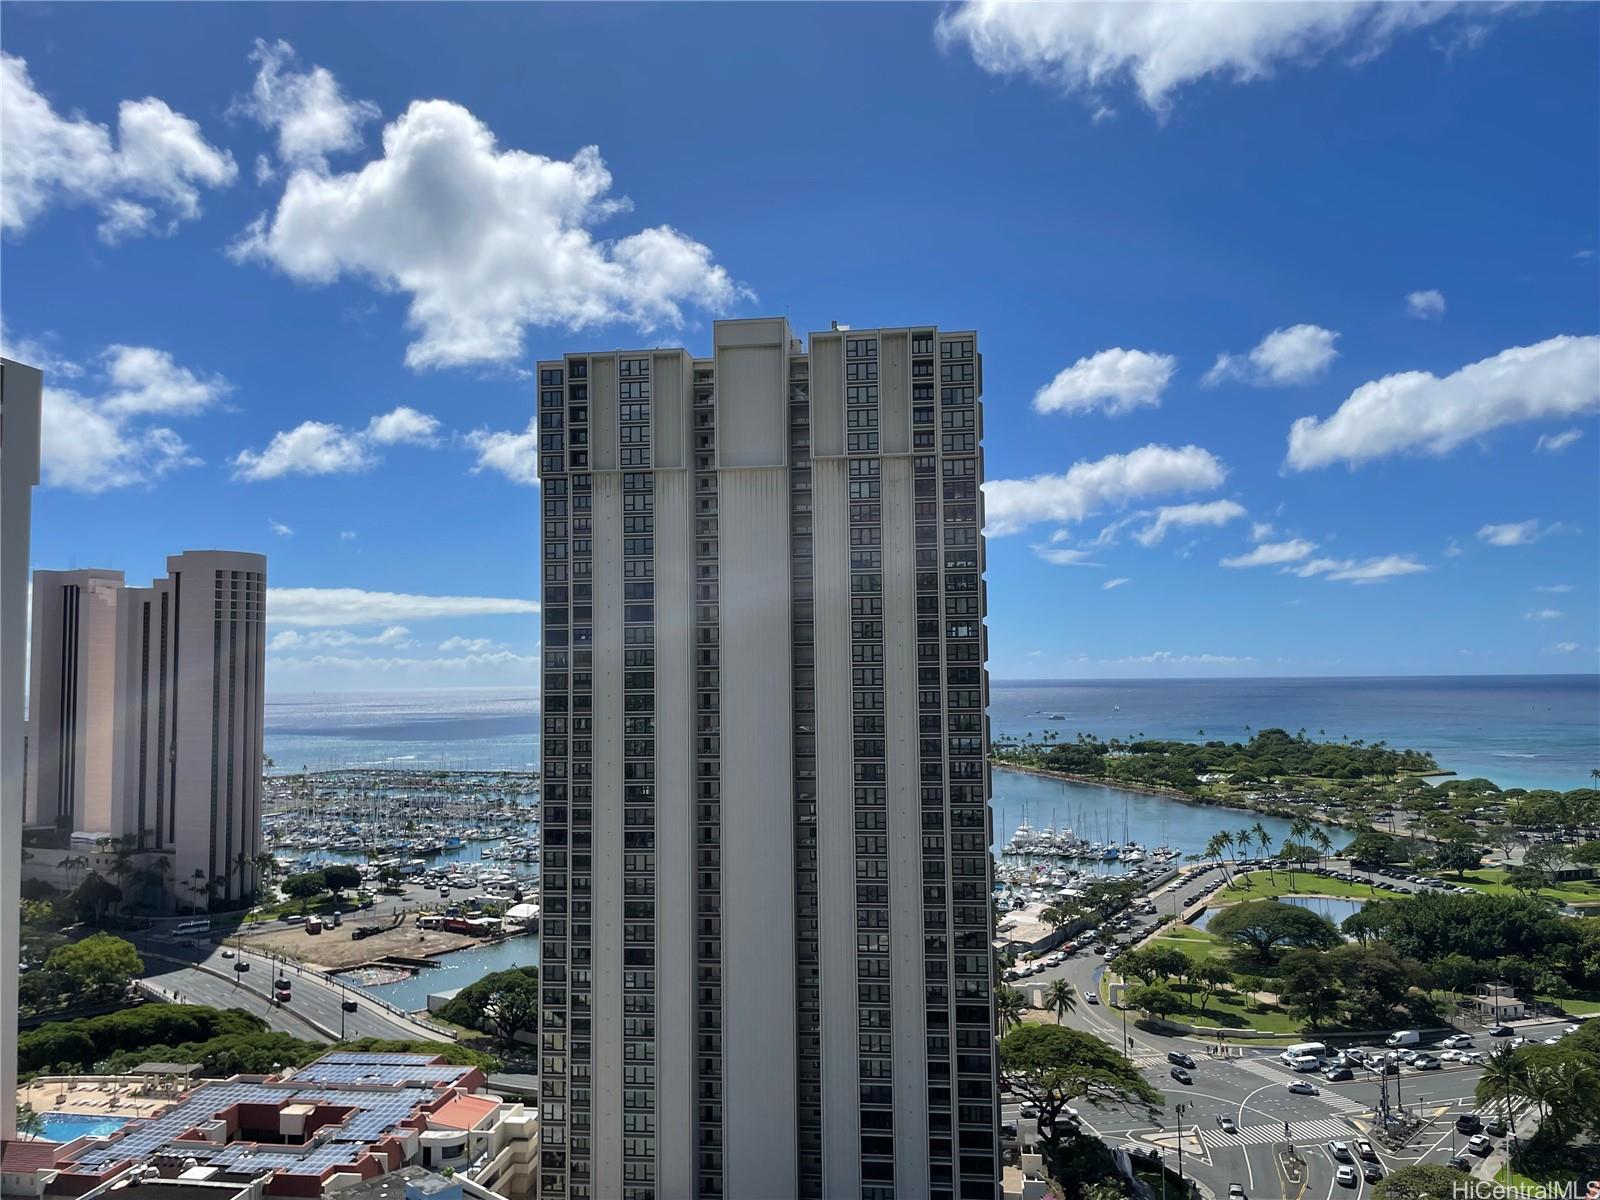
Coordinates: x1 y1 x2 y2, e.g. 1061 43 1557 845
1280 1042 1328 1066
173 919 210 936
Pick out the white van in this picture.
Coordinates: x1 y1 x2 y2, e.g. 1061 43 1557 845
1280 1042 1327 1066
1386 1030 1421 1047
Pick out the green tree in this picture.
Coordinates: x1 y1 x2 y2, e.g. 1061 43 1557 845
64 873 123 925
1373 1164 1477 1200
45 932 143 998
1279 958 1342 1030
15 1103 45 1140
997 1024 1162 1153
1191 960 1234 1015
1126 983 1185 1021
1433 838 1483 878
1206 900 1341 962
1043 978 1077 1024
281 870 327 901
994 984 1027 1033
321 864 363 896
484 978 540 1050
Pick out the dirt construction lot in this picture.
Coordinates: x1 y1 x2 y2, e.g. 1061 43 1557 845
243 922 482 970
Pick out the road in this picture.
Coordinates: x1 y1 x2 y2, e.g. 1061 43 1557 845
1001 859 1582 1198
135 931 450 1045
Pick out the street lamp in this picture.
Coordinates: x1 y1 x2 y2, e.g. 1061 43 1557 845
1174 1102 1188 1184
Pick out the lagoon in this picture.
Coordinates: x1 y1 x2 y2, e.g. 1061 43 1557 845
1191 894 1367 930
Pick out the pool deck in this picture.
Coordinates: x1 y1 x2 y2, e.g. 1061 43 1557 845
17 1077 176 1123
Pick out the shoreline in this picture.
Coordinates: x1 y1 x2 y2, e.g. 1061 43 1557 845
990 760 1367 835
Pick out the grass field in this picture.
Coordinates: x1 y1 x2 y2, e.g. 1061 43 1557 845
1537 993 1600 1016
1446 867 1600 906
1119 927 1304 1033
1215 871 1381 903
1148 925 1228 962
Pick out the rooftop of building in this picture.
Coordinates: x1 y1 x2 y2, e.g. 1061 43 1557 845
19 1054 496 1192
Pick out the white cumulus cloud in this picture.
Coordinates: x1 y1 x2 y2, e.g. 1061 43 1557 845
1476 519 1569 548
466 421 541 486
267 587 538 628
1287 335 1600 470
270 624 412 650
935 1 1463 114
1289 554 1428 584
1406 289 1446 319
1134 499 1246 546
1033 348 1177 416
232 92 746 370
31 342 220 493
1204 324 1339 387
366 405 441 446
984 443 1227 537
232 405 443 480
1221 538 1319 568
2 51 236 242
1525 609 1564 621
231 39 380 172
269 518 293 537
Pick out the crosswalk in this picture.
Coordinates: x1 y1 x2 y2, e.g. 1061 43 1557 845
1200 1116 1359 1149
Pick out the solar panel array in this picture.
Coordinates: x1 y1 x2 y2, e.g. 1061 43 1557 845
292 1062 469 1087
70 1079 450 1177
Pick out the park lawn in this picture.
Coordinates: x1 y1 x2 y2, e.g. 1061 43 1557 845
1495 1164 1563 1191
1538 993 1600 1016
1217 871 1380 903
1148 925 1228 962
1190 989 1302 1034
1444 867 1600 906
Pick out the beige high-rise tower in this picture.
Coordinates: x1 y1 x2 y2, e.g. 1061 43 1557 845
536 318 998 1200
25 568 126 834
20 550 268 907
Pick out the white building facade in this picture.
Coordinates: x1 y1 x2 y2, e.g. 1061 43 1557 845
535 319 998 1200
2 356 44 1141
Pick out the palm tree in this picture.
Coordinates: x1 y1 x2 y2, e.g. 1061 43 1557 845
995 984 1027 1033
1311 827 1334 871
15 1103 45 1141
234 850 255 904
1479 1045 1526 1135
1253 822 1275 885
1044 978 1078 1024
1236 827 1258 886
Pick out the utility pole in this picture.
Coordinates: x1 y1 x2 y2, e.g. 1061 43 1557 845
1175 1102 1188 1186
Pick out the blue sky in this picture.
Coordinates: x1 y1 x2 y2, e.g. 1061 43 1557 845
4 1 1597 690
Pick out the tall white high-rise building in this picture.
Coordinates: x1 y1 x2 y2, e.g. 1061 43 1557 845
536 319 998 1200
24 569 126 835
20 550 268 908
2 356 44 1141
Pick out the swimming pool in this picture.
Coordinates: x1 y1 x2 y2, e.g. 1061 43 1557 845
37 1112 129 1142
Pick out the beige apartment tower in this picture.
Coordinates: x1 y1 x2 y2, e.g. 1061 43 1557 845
21 550 268 907
536 319 998 1200
25 568 125 834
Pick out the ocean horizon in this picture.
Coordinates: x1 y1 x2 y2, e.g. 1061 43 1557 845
264 673 1600 791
